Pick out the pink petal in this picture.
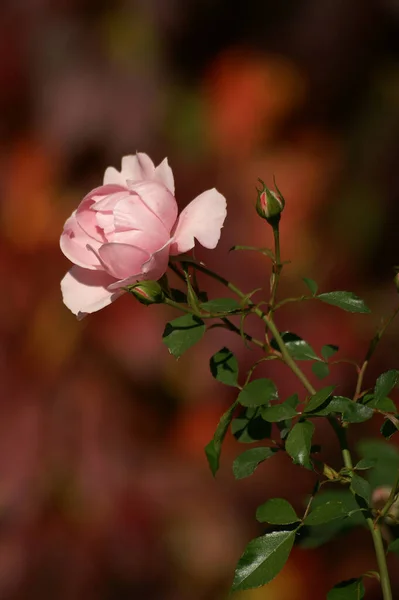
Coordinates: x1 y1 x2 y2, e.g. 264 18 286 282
76 185 126 241
141 242 171 280
103 153 155 186
154 158 175 195
170 188 227 255
112 194 168 239
60 212 102 270
61 266 122 318
98 243 150 280
128 180 178 232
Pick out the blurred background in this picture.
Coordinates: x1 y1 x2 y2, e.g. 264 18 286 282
2 0 399 598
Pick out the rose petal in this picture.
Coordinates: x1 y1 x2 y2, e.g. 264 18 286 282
170 188 227 254
112 194 168 238
61 266 121 318
60 212 102 270
98 243 150 280
128 180 178 232
154 158 175 195
103 153 156 186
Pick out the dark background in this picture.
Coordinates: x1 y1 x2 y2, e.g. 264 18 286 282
2 0 399 598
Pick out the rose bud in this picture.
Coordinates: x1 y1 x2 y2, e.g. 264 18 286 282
256 178 285 224
126 281 165 306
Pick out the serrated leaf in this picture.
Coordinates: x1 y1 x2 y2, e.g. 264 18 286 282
317 291 370 314
285 421 314 469
304 501 349 526
302 277 318 295
350 474 371 504
209 347 239 387
231 530 296 591
162 314 205 357
327 578 365 600
381 416 399 440
312 362 330 379
238 379 278 408
313 397 374 422
362 393 396 412
256 498 298 524
322 344 339 360
388 538 399 554
354 458 376 470
200 297 240 313
305 386 335 413
205 401 237 476
270 332 318 360
261 395 298 422
233 447 277 479
374 370 399 404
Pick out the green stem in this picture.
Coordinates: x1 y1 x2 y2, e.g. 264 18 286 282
269 224 282 309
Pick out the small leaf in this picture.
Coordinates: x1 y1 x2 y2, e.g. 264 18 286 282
200 297 240 313
231 412 272 443
350 474 371 505
354 458 376 471
317 291 370 314
362 394 396 412
312 362 330 379
313 397 374 423
305 386 335 413
327 578 365 600
238 379 278 408
322 344 339 360
256 498 298 524
205 402 237 476
231 530 296 591
304 501 349 526
163 314 205 357
233 447 277 479
285 421 315 469
381 416 399 440
261 396 298 422
374 370 399 404
303 277 318 295
270 332 318 360
388 538 399 554
209 347 239 387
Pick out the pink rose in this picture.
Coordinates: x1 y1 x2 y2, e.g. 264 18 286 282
60 153 227 318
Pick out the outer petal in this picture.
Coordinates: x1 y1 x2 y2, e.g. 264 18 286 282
127 180 178 232
98 243 150 280
103 153 155 185
61 266 122 318
60 212 102 270
154 158 175 195
169 188 227 255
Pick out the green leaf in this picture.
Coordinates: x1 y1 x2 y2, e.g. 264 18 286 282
322 344 339 360
304 501 349 526
285 421 314 469
374 370 399 404
205 402 237 476
354 458 376 471
350 474 371 504
209 347 239 387
261 395 298 422
270 332 318 360
303 278 318 295
200 297 240 313
305 386 335 413
238 379 278 408
233 447 277 480
327 578 365 600
231 411 272 443
163 314 205 357
388 538 399 554
317 291 371 314
313 397 374 423
381 416 399 440
256 498 298 524
362 393 396 412
231 530 296 591
356 440 399 489
312 362 330 379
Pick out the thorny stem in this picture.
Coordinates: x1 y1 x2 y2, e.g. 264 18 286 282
269 224 282 311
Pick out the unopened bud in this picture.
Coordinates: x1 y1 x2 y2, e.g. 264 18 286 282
256 179 285 224
127 280 165 306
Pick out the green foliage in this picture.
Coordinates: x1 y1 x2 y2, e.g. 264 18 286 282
304 501 349 526
209 347 239 387
350 474 371 505
238 379 278 408
285 421 314 469
362 394 396 412
162 314 205 357
231 530 296 591
327 578 365 600
233 447 278 479
354 459 376 471
302 277 318 295
205 402 238 476
270 332 318 360
387 538 399 554
312 362 330 379
374 370 399 404
317 291 371 314
231 408 272 443
200 297 240 313
261 394 299 422
322 344 339 359
312 397 374 423
380 417 399 440
305 386 335 413
356 440 399 488
256 498 298 524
